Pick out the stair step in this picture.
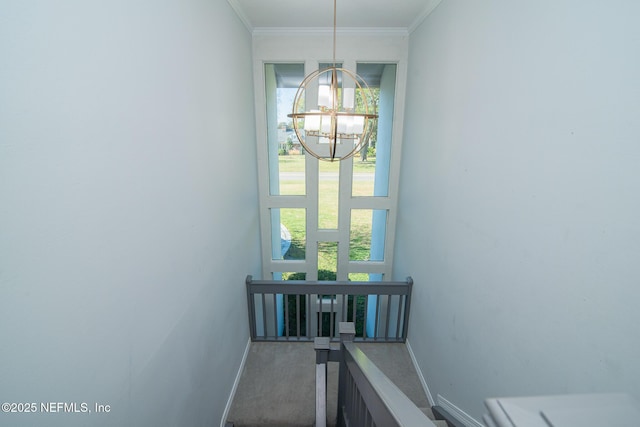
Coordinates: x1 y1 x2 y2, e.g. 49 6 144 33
226 343 338 427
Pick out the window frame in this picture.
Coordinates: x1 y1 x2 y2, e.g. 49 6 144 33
252 30 409 282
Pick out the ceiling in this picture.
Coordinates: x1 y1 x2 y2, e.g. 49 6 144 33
228 0 442 33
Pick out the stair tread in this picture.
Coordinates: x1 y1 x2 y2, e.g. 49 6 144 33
227 342 337 427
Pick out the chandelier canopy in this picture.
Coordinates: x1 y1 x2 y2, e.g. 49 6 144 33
287 0 378 162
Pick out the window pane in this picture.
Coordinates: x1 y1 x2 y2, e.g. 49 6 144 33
265 63 306 196
348 272 368 282
271 208 305 260
350 209 387 261
318 241 338 277
351 144 375 196
281 272 306 281
318 160 339 229
352 63 396 197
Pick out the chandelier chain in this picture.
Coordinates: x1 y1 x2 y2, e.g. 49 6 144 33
333 0 337 68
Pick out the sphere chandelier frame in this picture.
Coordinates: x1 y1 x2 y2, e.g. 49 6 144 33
287 0 379 162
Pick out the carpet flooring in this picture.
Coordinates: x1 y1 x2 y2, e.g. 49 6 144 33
226 341 446 427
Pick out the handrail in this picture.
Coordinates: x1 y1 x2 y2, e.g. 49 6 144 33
311 322 437 427
246 275 413 342
247 276 413 295
338 342 437 427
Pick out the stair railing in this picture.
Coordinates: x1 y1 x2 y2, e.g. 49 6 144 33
314 322 437 427
246 275 413 342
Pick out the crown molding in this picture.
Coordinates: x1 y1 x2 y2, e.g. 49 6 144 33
252 27 409 37
227 0 253 33
408 0 442 34
229 0 441 37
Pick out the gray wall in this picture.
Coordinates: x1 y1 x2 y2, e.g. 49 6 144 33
0 1 260 426
396 0 640 422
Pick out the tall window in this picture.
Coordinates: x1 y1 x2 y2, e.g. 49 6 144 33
260 61 398 284
265 64 306 198
253 32 408 287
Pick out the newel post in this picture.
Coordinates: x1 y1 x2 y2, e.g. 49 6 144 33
336 322 355 427
314 337 331 427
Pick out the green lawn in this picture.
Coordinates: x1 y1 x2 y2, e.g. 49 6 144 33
277 153 377 173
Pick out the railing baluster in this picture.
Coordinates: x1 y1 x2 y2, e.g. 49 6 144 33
307 292 311 338
395 295 403 340
318 294 323 337
385 294 391 341
296 294 301 339
351 295 356 324
403 277 413 341
272 293 278 339
330 295 335 338
342 293 347 322
247 281 256 339
352 381 358 424
362 296 368 339
261 293 267 339
284 294 290 339
374 296 380 341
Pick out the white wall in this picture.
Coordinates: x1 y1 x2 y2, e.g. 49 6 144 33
396 0 640 422
0 1 260 426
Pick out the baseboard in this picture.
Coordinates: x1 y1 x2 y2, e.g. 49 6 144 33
436 394 484 427
405 338 435 407
220 339 252 427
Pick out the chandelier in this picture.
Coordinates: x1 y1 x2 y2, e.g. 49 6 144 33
288 0 378 162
